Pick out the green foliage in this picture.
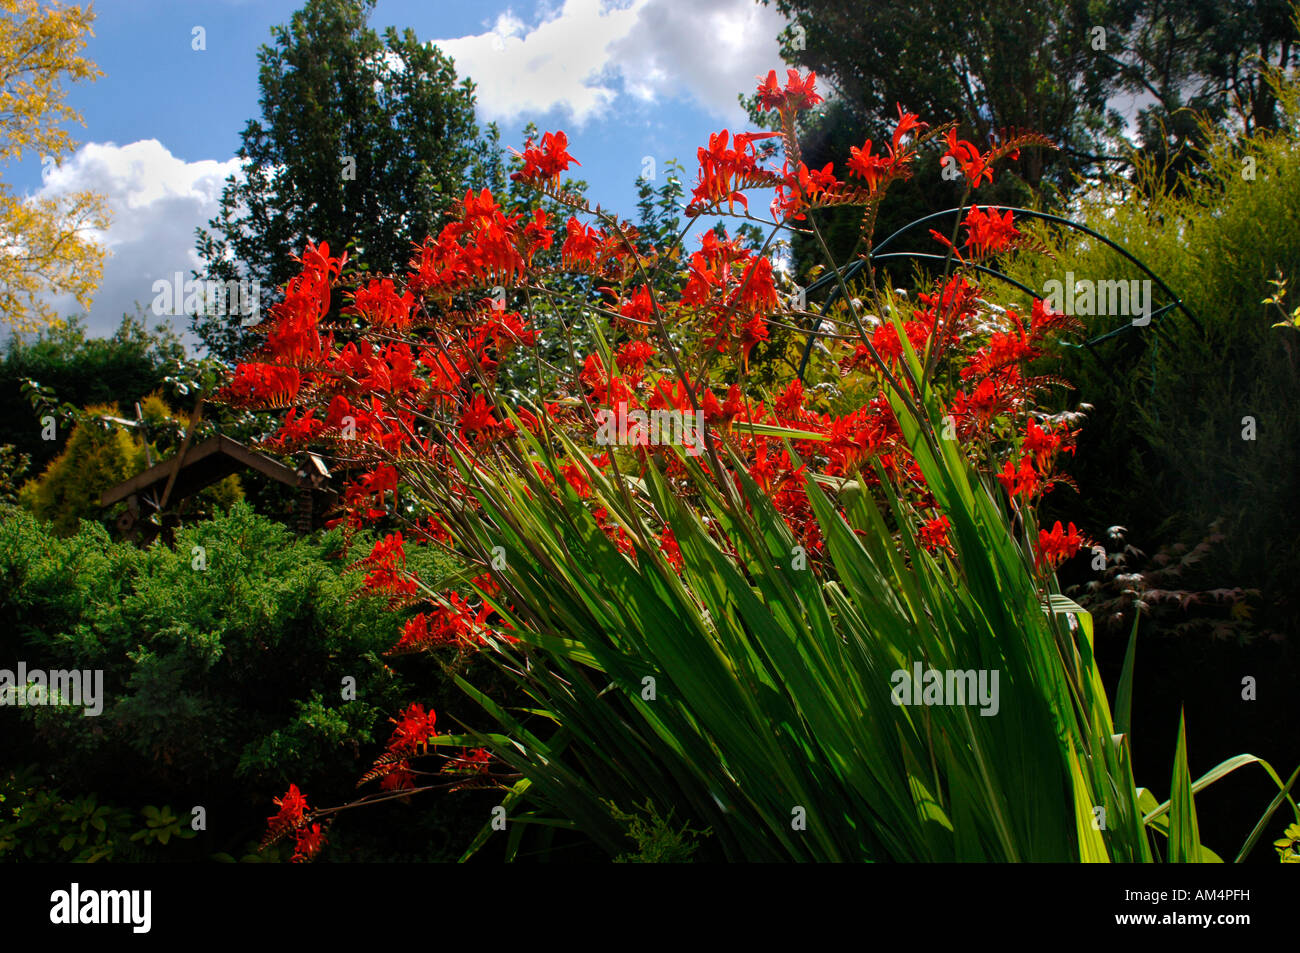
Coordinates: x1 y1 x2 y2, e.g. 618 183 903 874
607 800 708 863
0 502 437 798
0 443 30 505
999 67 1300 638
18 404 143 535
756 0 1300 272
763 0 1297 191
0 766 192 862
193 0 503 361
442 390 1298 862
759 0 1123 191
0 313 184 470
12 393 243 536
129 804 198 848
1275 822 1300 862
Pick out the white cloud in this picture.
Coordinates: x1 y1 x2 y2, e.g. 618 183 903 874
608 0 786 119
33 139 241 339
432 0 786 126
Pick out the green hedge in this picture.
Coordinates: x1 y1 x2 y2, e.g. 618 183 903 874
0 502 479 859
999 73 1300 640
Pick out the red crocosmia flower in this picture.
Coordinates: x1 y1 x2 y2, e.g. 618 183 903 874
510 130 580 187
717 382 748 421
390 593 491 654
516 406 541 433
225 363 302 407
731 255 779 314
890 104 926 155
592 506 636 557
471 572 501 597
579 353 633 406
701 384 745 426
918 515 951 552
272 407 324 446
442 747 492 775
871 324 905 363
941 129 993 188
387 703 437 756
339 465 398 518
965 376 1003 420
561 217 603 268
618 285 655 326
756 68 823 112
690 130 754 214
380 761 416 792
749 441 781 491
265 783 309 844
291 823 327 863
997 454 1039 498
347 277 414 329
296 240 347 280
482 311 538 351
963 206 1020 255
1030 296 1072 336
1036 521 1084 569
775 378 805 421
523 208 554 262
393 612 434 653
1023 418 1063 458
616 338 656 376
418 347 464 395
648 377 693 414
739 314 769 366
417 516 453 546
962 324 1036 379
658 526 684 571
358 532 418 596
790 160 839 200
560 461 592 499
458 393 501 438
847 139 893 191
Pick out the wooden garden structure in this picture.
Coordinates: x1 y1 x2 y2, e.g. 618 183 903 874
100 433 335 544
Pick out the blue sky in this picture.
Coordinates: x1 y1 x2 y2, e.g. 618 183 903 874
12 0 790 340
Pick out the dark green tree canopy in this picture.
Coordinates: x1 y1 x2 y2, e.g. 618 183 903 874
759 0 1125 190
761 0 1297 186
754 0 1298 271
193 0 503 362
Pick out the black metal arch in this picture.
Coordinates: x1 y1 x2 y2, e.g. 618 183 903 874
794 205 1201 381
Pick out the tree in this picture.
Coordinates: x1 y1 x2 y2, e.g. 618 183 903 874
760 0 1298 194
193 0 504 362
0 312 184 470
0 0 109 331
17 403 142 535
745 1 1118 276
758 0 1124 191
1104 0 1300 188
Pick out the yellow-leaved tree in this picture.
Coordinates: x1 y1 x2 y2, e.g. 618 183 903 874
0 0 109 331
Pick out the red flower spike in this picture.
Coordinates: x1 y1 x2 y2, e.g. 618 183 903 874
1036 521 1085 570
918 515 951 552
941 129 994 188
291 823 327 863
963 206 1020 255
510 130 580 188
756 68 823 112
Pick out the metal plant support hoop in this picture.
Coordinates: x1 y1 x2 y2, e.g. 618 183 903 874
794 205 1201 383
